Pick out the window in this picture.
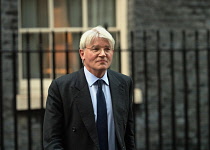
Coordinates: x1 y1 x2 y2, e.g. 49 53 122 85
18 0 128 110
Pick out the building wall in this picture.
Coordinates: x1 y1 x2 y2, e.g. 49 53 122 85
128 0 210 149
133 0 210 29
1 0 18 149
129 0 210 49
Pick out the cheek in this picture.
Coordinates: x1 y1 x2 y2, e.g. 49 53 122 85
85 54 97 62
108 55 114 61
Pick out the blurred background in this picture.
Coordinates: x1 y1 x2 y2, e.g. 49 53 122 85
1 0 210 150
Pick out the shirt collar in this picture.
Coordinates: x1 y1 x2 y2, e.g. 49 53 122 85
84 66 109 87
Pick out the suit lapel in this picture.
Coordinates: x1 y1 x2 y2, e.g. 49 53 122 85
108 70 127 146
73 69 100 149
72 69 126 149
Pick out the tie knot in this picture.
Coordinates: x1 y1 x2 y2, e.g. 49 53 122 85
97 79 103 89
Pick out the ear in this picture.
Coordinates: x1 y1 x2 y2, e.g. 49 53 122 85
79 49 85 61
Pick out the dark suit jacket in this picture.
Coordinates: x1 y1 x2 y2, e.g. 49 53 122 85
43 68 136 150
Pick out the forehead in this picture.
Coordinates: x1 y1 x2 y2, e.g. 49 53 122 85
88 37 110 47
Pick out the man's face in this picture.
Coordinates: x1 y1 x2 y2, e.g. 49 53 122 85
79 37 114 77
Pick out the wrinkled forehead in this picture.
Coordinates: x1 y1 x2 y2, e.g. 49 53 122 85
87 37 111 47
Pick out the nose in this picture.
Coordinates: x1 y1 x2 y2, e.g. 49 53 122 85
98 49 106 56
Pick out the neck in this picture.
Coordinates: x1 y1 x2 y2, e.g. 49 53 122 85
94 71 106 78
84 66 106 78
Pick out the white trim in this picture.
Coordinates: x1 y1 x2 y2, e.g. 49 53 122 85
116 0 129 76
82 0 88 29
18 35 23 85
17 79 51 110
18 0 21 29
48 0 54 29
48 0 54 77
18 0 22 81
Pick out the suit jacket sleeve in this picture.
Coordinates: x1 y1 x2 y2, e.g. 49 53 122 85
43 80 65 150
125 77 136 150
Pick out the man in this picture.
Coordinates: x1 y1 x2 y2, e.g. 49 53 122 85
43 26 136 150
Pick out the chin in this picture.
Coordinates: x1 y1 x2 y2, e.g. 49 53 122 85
98 67 107 70
97 65 109 70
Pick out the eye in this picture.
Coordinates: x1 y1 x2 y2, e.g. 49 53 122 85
92 47 100 51
104 48 111 51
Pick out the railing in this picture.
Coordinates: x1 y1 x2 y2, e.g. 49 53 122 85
0 30 210 150
131 30 210 150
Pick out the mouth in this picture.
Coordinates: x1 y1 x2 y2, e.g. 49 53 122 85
97 60 107 63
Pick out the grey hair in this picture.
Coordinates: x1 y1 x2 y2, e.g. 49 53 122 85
79 26 115 50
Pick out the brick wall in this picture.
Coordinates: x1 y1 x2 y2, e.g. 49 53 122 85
128 0 210 149
1 0 18 149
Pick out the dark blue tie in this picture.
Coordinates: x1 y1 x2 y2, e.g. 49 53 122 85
96 79 108 150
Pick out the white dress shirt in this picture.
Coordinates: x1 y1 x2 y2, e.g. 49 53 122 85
84 66 116 150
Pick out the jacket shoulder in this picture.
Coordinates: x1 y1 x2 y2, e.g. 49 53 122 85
53 68 84 86
108 69 131 81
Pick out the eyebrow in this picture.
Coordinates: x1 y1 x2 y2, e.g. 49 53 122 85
91 45 111 48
